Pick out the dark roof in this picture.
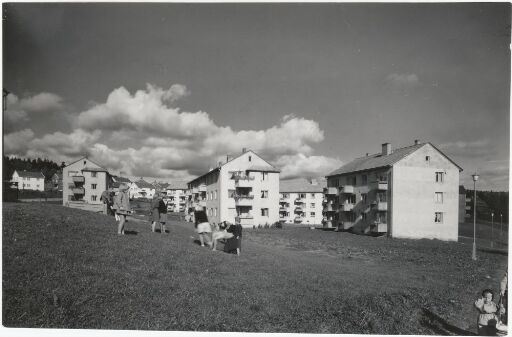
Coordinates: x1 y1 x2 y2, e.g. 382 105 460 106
133 179 154 189
279 179 324 193
82 167 108 173
113 176 132 183
246 165 281 173
16 170 45 179
65 156 107 171
327 142 462 177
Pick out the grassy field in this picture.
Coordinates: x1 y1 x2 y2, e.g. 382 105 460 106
2 202 508 334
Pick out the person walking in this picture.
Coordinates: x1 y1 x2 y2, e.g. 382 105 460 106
194 210 212 248
100 187 114 216
113 183 132 235
158 192 168 234
150 192 161 233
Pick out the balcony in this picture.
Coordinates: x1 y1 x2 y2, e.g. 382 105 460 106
340 221 354 230
279 207 287 212
198 185 207 192
370 180 388 190
71 187 85 195
295 206 303 212
280 196 289 201
323 220 333 228
238 213 254 219
324 187 338 195
372 222 387 233
324 205 335 212
341 203 354 211
294 216 304 222
72 176 85 183
294 198 305 204
340 185 354 194
377 201 387 211
235 179 253 188
192 187 199 194
235 195 254 206
198 200 206 207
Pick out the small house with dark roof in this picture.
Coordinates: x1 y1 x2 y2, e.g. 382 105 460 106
62 157 110 206
11 170 46 191
325 141 462 241
279 178 325 226
129 179 155 199
187 149 280 227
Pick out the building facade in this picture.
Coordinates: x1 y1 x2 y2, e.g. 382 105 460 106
62 157 109 205
165 181 188 213
187 150 280 228
129 179 155 199
11 170 46 191
279 179 325 226
325 141 462 241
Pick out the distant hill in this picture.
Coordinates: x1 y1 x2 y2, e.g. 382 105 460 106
466 190 508 223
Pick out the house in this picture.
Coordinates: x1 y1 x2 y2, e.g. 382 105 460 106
50 172 63 191
187 149 280 228
165 180 188 213
11 170 46 191
130 179 155 199
110 175 132 192
279 178 325 226
325 141 462 241
62 157 109 206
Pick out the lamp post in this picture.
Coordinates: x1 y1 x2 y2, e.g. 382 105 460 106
491 212 494 248
472 173 479 260
500 213 503 238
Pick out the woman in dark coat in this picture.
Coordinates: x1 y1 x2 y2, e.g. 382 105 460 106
151 191 167 233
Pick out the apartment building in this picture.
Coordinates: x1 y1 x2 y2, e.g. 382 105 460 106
62 157 109 205
279 179 325 226
165 180 188 212
187 149 280 228
11 170 46 191
325 141 462 241
129 179 155 199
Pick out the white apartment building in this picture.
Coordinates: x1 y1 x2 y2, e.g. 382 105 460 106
165 180 188 212
11 170 46 191
130 179 155 199
62 157 109 205
325 141 462 241
279 179 325 226
187 149 280 228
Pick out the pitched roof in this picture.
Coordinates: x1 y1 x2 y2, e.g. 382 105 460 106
15 170 45 179
279 178 324 193
327 142 462 177
166 180 188 190
112 176 132 183
246 165 281 173
64 156 107 170
133 179 154 189
82 167 108 172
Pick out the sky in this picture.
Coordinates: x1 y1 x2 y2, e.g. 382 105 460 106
3 2 510 191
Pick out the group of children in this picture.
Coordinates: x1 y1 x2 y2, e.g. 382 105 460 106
474 272 508 336
194 210 243 255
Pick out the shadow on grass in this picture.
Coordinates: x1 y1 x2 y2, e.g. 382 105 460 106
479 247 508 255
124 230 138 235
420 308 477 335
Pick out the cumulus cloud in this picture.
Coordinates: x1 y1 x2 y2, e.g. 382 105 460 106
438 139 492 158
273 153 343 179
7 84 338 181
4 129 35 155
385 73 421 91
19 92 64 112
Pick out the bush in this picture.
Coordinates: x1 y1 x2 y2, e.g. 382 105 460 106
271 221 283 229
258 224 262 229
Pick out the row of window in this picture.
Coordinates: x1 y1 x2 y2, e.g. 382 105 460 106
329 172 446 187
281 212 317 218
67 171 98 177
281 203 319 208
280 193 321 199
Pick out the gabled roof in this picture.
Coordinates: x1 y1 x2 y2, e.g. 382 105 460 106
133 179 154 189
82 167 108 172
246 165 281 173
166 180 188 190
327 142 462 177
279 178 324 193
64 156 107 170
15 170 45 179
112 176 132 183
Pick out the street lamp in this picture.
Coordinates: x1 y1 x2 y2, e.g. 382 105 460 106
472 173 479 261
491 212 494 248
500 213 503 238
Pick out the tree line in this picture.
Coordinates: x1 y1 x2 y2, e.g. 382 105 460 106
3 156 64 182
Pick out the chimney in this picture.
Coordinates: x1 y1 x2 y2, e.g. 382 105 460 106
218 161 223 167
242 148 247 153
366 153 369 157
381 143 392 156
414 139 420 145
310 178 318 186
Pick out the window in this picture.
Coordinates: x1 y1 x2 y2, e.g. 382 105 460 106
362 175 367 184
91 172 97 177
426 156 430 162
214 191 217 200
435 192 443 204
261 208 269 216
435 212 443 223
361 193 367 204
310 193 315 198
299 193 306 199
91 184 97 189
362 212 367 220
249 156 252 162
262 172 268 181
261 190 268 198
214 208 217 217
91 195 97 201
347 195 356 204
310 212 315 217
310 203 315 208
435 172 444 183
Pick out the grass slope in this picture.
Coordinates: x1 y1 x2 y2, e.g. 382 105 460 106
3 203 507 333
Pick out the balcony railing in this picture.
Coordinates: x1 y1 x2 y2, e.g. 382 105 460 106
72 176 85 183
324 187 338 195
377 202 387 211
198 185 207 192
372 222 387 233
234 194 254 199
340 185 354 194
370 180 388 190
324 205 335 212
295 206 303 212
294 216 304 222
341 203 354 211
294 198 305 204
71 187 85 195
340 221 354 230
279 207 287 212
238 213 254 219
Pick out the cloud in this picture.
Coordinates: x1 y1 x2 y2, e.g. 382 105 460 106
438 139 492 157
460 164 509 192
19 92 64 112
273 153 343 179
6 84 338 181
385 73 421 91
4 129 35 155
